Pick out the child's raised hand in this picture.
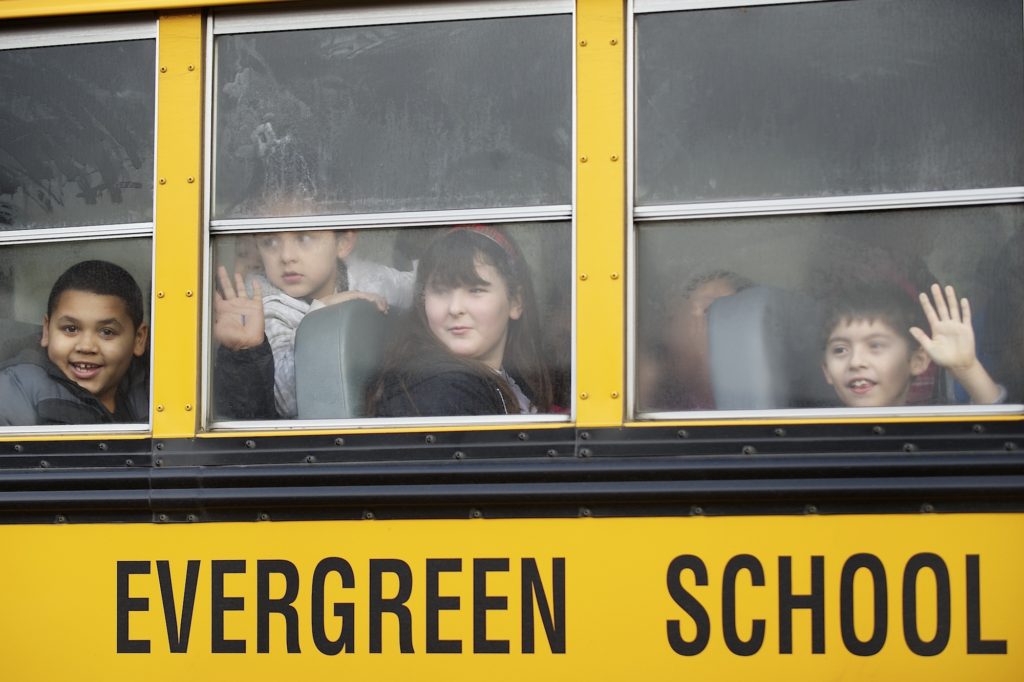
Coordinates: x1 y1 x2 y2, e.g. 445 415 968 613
213 265 265 350
317 290 389 313
909 283 977 371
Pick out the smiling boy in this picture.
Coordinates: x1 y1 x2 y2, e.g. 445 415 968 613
0 260 149 425
822 283 1002 408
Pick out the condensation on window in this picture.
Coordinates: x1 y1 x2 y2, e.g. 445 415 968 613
635 0 1024 204
209 223 571 421
635 205 1024 413
0 41 156 230
212 15 572 219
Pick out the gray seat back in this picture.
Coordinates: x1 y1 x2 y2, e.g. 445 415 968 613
294 300 390 419
707 286 834 410
0 319 42 362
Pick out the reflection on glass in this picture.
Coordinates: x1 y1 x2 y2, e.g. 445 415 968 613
0 239 152 425
0 41 155 229
213 15 571 218
211 223 570 420
635 0 1024 204
635 206 1024 412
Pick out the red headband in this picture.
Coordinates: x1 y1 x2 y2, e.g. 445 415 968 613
445 224 519 263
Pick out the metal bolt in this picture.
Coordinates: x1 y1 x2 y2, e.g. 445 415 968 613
580 431 590 440
610 155 619 162
125 459 134 466
160 66 167 73
158 514 169 522
774 428 787 437
13 444 22 453
453 451 465 460
580 156 588 163
972 424 985 434
610 272 619 279
677 429 689 439
470 509 482 519
902 443 917 453
547 449 558 457
156 404 165 413
159 178 166 184
363 510 375 520
805 504 818 515
518 432 529 441
610 39 618 45
155 458 164 467
579 507 592 517
55 514 67 524
184 404 192 412
425 434 436 444
258 512 270 521
305 455 316 464
185 290 194 297
579 448 592 458
98 442 108 451
1005 442 1017 451
920 503 935 513
334 437 345 446
157 291 165 299
187 176 195 184
690 505 703 516
579 273 588 281
245 439 256 449
872 425 885 435
186 514 198 523
580 392 589 400
611 391 619 399
39 460 49 468
155 442 164 450
742 445 757 455
187 64 195 72
579 39 588 47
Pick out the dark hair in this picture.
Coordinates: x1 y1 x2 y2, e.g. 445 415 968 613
669 270 753 304
820 283 924 351
366 227 552 414
47 260 145 330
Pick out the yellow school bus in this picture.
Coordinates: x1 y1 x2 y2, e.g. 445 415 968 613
0 0 1022 679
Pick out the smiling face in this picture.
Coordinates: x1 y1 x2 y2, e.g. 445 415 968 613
41 290 148 412
255 230 354 301
822 317 929 407
424 258 523 370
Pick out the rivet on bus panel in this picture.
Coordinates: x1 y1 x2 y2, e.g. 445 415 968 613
579 273 588 281
187 64 195 72
610 155 619 162
156 404 164 412
185 290 194 297
610 272 619 280
610 39 618 45
580 392 589 399
580 156 588 163
159 66 167 73
184 404 192 411
187 176 195 183
579 39 587 47
157 291 165 298
158 178 166 184
611 391 619 399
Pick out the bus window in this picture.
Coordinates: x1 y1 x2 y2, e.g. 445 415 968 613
209 223 571 422
0 20 156 431
206 3 573 427
632 0 1024 419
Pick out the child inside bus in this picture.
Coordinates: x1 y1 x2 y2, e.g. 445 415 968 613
365 225 552 417
214 229 415 418
0 260 149 425
821 283 1003 408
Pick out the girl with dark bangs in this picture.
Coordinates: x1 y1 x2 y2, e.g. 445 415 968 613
366 226 552 417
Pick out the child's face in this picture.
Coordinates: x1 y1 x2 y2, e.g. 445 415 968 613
822 317 929 408
255 230 355 301
41 290 148 412
424 259 522 370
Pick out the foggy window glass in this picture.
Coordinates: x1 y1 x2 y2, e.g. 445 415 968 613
635 206 1024 413
210 223 571 421
0 238 152 426
635 0 1024 205
0 41 156 229
213 15 572 219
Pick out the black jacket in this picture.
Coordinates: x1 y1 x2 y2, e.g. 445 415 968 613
212 339 277 420
0 346 148 426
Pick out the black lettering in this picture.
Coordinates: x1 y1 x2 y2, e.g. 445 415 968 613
116 561 151 654
157 560 199 654
966 555 1007 654
839 553 887 656
473 558 510 654
257 559 301 654
211 559 247 653
779 556 825 654
902 553 951 656
521 558 566 654
666 555 711 656
311 557 355 655
723 554 766 656
369 559 414 654
426 558 462 654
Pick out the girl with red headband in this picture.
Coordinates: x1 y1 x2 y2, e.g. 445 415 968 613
366 225 553 416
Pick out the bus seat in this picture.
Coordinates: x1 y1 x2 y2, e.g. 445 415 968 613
294 299 390 419
0 319 41 361
707 286 834 410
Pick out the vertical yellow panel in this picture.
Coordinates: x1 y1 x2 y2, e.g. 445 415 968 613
152 11 203 437
576 0 626 426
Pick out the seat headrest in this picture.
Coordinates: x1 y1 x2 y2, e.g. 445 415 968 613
294 299 390 419
707 286 834 410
